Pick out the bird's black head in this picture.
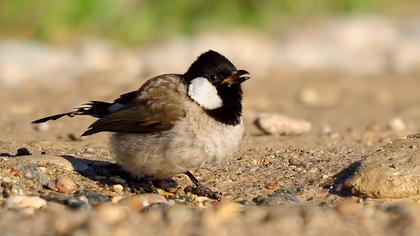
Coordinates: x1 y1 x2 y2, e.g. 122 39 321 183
184 50 249 88
184 50 250 125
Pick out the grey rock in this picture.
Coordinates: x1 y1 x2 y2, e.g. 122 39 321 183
44 190 110 209
254 113 311 135
56 176 78 194
253 187 302 206
345 134 420 198
16 155 90 173
0 170 27 197
18 164 51 187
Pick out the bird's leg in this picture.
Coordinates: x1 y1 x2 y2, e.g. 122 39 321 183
184 171 222 200
144 176 158 193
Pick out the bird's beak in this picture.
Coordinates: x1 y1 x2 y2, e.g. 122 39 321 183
222 70 250 86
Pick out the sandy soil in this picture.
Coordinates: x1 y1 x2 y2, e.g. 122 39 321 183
1 71 420 235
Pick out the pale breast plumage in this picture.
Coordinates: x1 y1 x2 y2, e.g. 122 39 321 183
110 76 244 178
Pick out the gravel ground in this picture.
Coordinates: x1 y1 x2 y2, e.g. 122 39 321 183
1 69 420 235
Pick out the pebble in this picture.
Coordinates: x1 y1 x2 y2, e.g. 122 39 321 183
84 148 96 154
33 122 49 131
74 190 110 205
15 155 89 172
44 191 110 209
112 184 124 192
298 87 339 108
15 148 31 156
299 87 320 106
111 196 124 204
44 194 89 209
253 188 301 206
193 196 214 208
118 194 168 212
254 113 311 135
265 183 280 191
388 117 406 132
56 176 78 194
203 202 242 229
322 125 333 134
96 204 127 224
377 203 406 214
5 195 47 210
18 164 51 187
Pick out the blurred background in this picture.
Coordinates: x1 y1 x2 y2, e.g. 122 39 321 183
1 0 420 84
1 0 420 140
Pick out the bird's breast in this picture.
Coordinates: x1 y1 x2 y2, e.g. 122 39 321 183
172 101 245 163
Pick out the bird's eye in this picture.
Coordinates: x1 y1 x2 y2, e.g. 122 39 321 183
210 75 218 82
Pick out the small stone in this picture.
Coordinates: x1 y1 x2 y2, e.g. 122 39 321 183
298 87 338 107
0 171 27 196
5 195 47 210
18 164 50 187
74 190 110 205
15 148 31 156
56 176 77 194
377 203 406 214
112 196 124 203
322 125 332 134
44 193 89 209
33 122 49 132
265 183 280 191
253 188 300 206
16 155 89 172
298 88 320 106
254 113 311 135
97 204 127 224
44 191 110 209
193 196 214 208
118 194 168 211
112 184 124 192
388 117 406 132
84 148 96 154
203 202 242 228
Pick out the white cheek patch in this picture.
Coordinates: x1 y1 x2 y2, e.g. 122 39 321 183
188 77 223 110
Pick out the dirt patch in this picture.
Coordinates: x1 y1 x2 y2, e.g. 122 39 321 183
1 72 420 235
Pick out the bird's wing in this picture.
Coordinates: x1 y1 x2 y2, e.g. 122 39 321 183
31 91 140 124
82 74 186 136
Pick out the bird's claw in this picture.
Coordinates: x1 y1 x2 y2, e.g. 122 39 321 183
185 184 222 200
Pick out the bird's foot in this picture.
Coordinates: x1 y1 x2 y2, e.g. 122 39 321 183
152 178 179 193
185 184 222 200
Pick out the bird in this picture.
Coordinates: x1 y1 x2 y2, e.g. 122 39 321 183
32 50 250 199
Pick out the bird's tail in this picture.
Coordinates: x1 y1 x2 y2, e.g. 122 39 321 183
32 101 112 124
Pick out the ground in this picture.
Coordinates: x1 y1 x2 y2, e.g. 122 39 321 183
1 71 420 235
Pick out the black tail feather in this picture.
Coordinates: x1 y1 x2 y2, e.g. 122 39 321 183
32 112 77 124
32 101 112 124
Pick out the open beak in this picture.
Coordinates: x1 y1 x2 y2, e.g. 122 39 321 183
222 70 250 86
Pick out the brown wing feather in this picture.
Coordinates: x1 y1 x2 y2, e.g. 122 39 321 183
82 74 186 136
